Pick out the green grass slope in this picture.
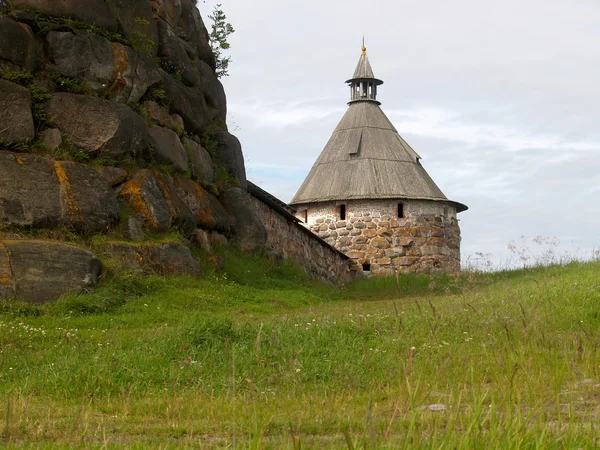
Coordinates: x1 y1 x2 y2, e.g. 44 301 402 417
1 248 599 448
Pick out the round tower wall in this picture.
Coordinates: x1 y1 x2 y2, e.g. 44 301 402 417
296 199 461 275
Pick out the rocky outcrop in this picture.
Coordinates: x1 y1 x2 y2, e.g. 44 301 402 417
107 242 201 276
212 132 247 190
174 178 231 232
0 17 39 72
0 80 34 144
148 126 189 173
45 93 151 159
182 137 214 185
0 240 101 303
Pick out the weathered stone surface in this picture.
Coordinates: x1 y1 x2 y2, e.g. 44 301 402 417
0 79 34 144
127 214 145 242
0 151 61 228
160 70 211 134
197 60 226 121
107 242 201 276
192 228 210 251
362 229 377 238
47 32 161 103
12 0 118 31
0 240 101 303
209 231 228 248
0 17 39 72
45 93 151 159
153 0 215 69
221 187 267 253
212 131 247 190
148 126 189 173
174 178 231 232
182 137 214 184
40 128 62 151
108 0 158 56
157 18 199 87
97 166 128 186
54 161 119 234
119 169 194 232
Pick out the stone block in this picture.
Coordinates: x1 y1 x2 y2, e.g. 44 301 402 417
12 0 118 31
350 229 362 236
338 236 352 247
107 242 201 276
362 229 377 238
220 187 267 253
347 250 365 259
40 128 62 151
336 220 346 228
0 79 34 144
384 247 406 257
377 228 392 237
0 240 101 303
389 219 399 228
120 169 194 232
354 221 366 229
148 126 189 173
366 221 377 229
174 177 231 232
338 229 349 237
318 223 328 231
97 166 128 186
45 93 151 159
393 256 419 267
54 161 120 235
371 237 391 249
0 151 61 228
182 137 215 184
375 257 391 265
353 236 367 245
0 18 39 72
431 226 444 237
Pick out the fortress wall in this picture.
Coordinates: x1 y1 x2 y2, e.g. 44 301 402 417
296 199 461 275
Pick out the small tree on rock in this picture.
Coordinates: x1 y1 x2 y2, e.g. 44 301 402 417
208 4 235 78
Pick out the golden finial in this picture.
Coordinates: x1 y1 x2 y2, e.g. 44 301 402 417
361 36 366 55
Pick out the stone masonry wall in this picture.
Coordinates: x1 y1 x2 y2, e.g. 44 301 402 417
295 199 461 276
248 194 355 285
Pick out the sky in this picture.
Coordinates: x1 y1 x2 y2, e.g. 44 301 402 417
199 0 600 269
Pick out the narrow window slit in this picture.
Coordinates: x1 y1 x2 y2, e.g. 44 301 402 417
397 203 404 218
339 204 346 220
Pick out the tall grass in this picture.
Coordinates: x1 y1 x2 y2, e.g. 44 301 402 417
0 249 599 447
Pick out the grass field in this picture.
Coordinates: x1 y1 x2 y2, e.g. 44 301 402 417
0 248 599 448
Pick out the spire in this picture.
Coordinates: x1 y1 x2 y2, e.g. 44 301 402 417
346 40 383 104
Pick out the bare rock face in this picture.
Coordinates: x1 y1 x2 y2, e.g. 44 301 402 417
0 80 34 144
54 161 120 234
212 131 247 190
97 166 128 186
0 151 62 228
47 32 161 103
107 242 201 276
160 71 211 134
119 169 195 233
220 187 267 253
182 137 214 184
148 126 189 173
45 93 151 159
11 0 118 32
174 178 232 232
107 0 158 56
0 17 39 72
0 240 101 303
0 152 119 234
156 18 199 87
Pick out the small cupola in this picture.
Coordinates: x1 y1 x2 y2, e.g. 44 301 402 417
346 39 384 105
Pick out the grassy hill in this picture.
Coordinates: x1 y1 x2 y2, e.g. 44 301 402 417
1 248 599 448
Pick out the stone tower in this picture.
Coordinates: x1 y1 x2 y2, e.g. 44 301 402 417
290 44 468 276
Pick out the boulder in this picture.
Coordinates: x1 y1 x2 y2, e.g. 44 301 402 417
156 18 199 87
148 125 189 173
107 242 201 276
0 17 39 72
220 187 267 253
144 100 178 129
0 151 62 228
182 137 214 184
97 166 128 186
46 32 161 103
11 0 118 32
54 161 120 234
0 240 101 303
119 169 194 232
153 0 215 69
174 177 231 232
192 229 210 251
107 0 158 56
160 70 212 134
197 60 227 123
212 131 247 190
39 128 62 151
0 79 34 144
45 93 151 159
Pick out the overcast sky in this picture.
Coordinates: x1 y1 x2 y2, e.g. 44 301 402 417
200 0 600 268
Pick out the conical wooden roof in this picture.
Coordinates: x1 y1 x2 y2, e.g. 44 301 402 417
290 48 467 212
